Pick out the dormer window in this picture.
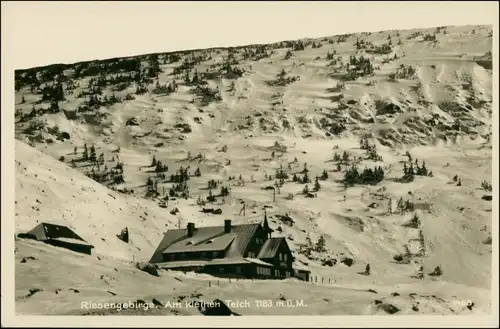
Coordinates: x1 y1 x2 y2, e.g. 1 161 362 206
206 239 214 244
186 241 194 245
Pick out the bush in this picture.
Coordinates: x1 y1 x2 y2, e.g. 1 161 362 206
393 245 412 264
190 85 222 105
315 235 327 253
275 164 289 180
220 186 230 197
394 64 417 80
396 197 414 213
302 185 309 195
267 69 300 87
313 177 321 192
208 179 218 189
207 189 216 202
423 34 437 42
342 165 384 187
481 180 492 192
428 266 442 276
400 159 429 183
365 42 392 55
403 213 420 228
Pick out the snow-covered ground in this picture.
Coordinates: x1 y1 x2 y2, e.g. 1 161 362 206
8 24 496 319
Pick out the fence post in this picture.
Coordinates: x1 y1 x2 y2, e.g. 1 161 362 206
217 280 219 286
329 278 331 284
321 277 324 284
209 281 211 288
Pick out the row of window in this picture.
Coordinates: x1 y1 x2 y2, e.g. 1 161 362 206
278 253 288 261
214 265 294 278
257 266 271 276
166 250 289 263
256 266 291 278
249 251 289 261
166 251 221 261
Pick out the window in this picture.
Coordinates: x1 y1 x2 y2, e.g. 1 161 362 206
212 252 218 258
274 269 279 277
248 252 255 258
284 254 288 261
286 271 291 278
236 266 242 274
218 267 224 273
279 253 283 261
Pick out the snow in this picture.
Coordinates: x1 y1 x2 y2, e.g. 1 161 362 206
48 237 93 246
11 24 495 318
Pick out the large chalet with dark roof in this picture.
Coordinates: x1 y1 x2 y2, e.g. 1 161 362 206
149 214 310 281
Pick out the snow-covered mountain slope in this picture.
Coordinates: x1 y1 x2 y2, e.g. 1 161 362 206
13 24 494 315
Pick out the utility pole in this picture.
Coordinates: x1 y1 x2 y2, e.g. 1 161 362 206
238 202 246 223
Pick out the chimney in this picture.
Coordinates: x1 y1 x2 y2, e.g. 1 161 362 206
187 222 195 237
224 219 232 233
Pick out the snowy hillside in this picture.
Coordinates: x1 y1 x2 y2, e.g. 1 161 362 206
13 24 494 316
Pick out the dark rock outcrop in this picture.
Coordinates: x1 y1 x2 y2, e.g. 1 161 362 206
126 117 140 126
136 262 159 277
198 299 240 316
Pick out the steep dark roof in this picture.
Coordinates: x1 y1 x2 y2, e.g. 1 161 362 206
257 237 287 259
149 223 261 263
224 223 262 257
25 222 93 247
262 212 274 233
163 233 237 254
